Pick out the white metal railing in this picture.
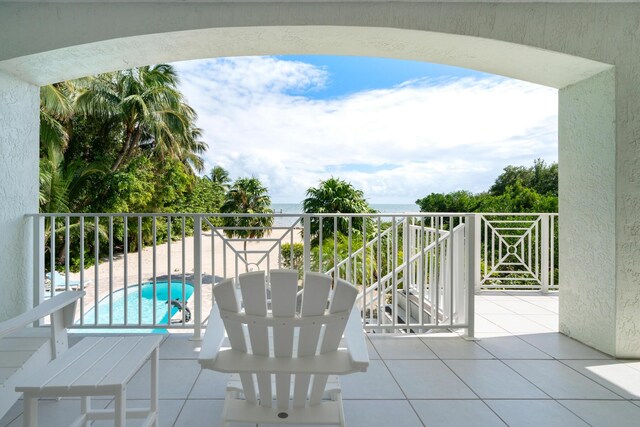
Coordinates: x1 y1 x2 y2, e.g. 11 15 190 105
27 211 556 337
476 213 558 292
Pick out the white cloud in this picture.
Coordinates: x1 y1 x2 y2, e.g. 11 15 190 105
173 57 558 204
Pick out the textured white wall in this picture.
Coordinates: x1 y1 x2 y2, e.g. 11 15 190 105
559 69 616 355
614 59 640 358
0 1 639 356
0 72 39 320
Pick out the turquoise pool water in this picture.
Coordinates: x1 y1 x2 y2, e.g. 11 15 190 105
82 281 194 329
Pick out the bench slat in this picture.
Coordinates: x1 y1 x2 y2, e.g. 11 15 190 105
15 338 101 392
98 336 162 388
16 337 162 393
42 338 126 389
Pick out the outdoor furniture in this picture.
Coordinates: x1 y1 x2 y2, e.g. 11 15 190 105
0 291 84 419
16 335 162 427
199 269 369 427
45 271 92 292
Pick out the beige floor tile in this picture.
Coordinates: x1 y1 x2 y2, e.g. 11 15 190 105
412 400 505 427
420 336 495 359
344 400 422 427
518 333 612 359
444 360 548 399
480 314 553 334
125 359 201 399
560 359 640 399
93 399 184 427
476 335 552 359
486 400 588 427
175 399 254 427
159 334 201 359
368 335 437 359
560 400 640 427
340 360 405 399
505 360 621 399
4 398 112 427
386 360 476 399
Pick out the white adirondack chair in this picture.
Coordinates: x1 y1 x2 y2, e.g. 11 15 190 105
0 291 84 418
199 269 369 426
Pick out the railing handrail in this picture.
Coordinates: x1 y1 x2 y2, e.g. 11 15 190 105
28 212 558 218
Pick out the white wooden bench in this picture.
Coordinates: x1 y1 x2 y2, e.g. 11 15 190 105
0 291 84 418
15 335 162 427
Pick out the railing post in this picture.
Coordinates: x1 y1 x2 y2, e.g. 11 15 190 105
191 216 203 341
303 214 311 274
465 214 476 339
540 214 550 294
474 214 481 292
32 215 44 310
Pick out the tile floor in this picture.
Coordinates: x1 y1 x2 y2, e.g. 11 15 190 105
3 292 640 427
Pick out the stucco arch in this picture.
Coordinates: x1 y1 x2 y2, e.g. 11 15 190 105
0 25 610 88
0 1 636 357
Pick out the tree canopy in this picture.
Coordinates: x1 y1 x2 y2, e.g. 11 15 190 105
39 65 224 269
220 177 274 266
416 159 558 213
39 64 210 215
303 177 376 241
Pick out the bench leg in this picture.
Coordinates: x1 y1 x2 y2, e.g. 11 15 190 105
150 346 159 427
23 394 38 427
81 397 91 427
115 387 126 427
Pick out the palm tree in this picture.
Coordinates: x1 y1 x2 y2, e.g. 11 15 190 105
303 177 375 242
207 166 231 191
39 141 105 213
40 83 75 154
39 140 106 264
74 64 206 174
220 177 274 270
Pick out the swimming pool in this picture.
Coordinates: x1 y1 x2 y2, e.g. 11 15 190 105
82 281 194 328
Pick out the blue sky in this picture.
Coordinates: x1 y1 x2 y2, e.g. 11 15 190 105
173 55 558 204
277 55 488 99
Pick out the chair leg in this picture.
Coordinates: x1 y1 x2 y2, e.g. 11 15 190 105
23 394 38 427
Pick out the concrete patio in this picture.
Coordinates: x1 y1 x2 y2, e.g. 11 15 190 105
3 292 640 427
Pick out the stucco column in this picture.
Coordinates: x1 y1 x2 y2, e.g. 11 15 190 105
560 67 640 358
613 63 640 358
0 72 39 321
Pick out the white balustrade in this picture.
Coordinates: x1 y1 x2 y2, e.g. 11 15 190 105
26 212 555 337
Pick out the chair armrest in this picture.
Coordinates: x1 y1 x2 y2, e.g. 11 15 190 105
198 304 226 369
0 291 84 339
344 305 369 371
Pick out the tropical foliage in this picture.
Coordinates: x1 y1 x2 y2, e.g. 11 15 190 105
416 159 558 213
220 177 274 234
206 166 231 191
302 177 376 242
39 65 225 270
220 177 274 265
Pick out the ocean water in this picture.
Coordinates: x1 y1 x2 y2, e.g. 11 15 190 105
271 203 420 227
272 203 419 214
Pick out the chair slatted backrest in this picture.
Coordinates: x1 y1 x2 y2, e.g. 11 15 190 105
212 269 358 410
